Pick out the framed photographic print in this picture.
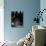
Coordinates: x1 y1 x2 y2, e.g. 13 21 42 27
11 11 23 27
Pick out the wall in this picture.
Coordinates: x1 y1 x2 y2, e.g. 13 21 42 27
4 0 40 42
40 0 46 26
